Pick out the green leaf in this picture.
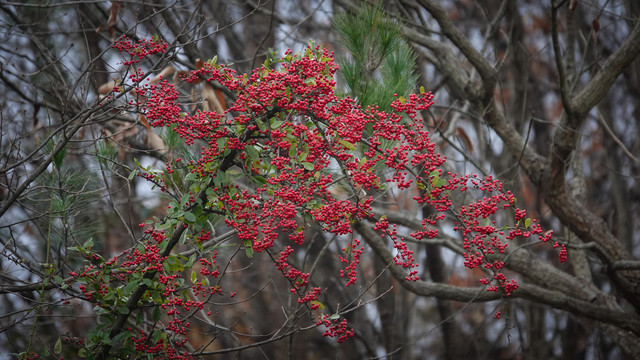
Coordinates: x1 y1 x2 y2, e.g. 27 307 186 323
301 162 315 171
271 119 284 129
191 270 197 284
251 175 267 185
288 142 298 159
296 151 307 162
122 279 141 296
128 169 139 180
78 348 87 358
54 337 62 354
214 172 226 188
338 139 356 150
83 238 94 249
118 306 130 314
245 144 259 160
244 239 254 258
181 193 191 207
255 118 267 131
156 221 173 230
111 331 130 346
53 146 67 170
343 244 351 254
184 212 196 223
311 301 325 310
185 254 196 268
524 218 532 228
420 85 426 94
152 329 164 343
329 313 340 320
152 306 161 322
217 137 227 152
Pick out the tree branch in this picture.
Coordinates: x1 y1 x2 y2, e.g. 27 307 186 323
353 221 500 302
571 16 640 116
415 0 497 96
354 220 640 334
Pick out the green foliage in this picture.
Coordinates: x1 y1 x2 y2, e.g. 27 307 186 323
27 141 104 256
334 6 418 111
95 139 120 172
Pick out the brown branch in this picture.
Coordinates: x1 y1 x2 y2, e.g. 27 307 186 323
354 220 640 334
597 110 640 163
353 221 500 302
403 27 472 99
377 206 601 302
571 16 640 116
515 283 640 334
415 0 497 96
551 0 574 114
547 14 640 189
481 99 548 184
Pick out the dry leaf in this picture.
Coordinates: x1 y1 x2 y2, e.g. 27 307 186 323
202 83 225 114
149 66 175 84
569 0 578 11
98 80 116 95
592 18 600 43
138 114 151 131
592 18 600 33
146 129 166 154
456 127 474 154
215 88 226 111
190 87 198 112
107 1 125 39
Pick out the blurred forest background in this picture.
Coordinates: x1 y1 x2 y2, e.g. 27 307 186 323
1 0 640 359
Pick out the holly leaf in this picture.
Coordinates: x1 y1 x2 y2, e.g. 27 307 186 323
244 239 254 258
184 212 196 223
338 139 356 150
54 337 62 354
152 306 161 322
